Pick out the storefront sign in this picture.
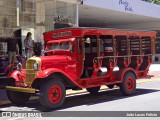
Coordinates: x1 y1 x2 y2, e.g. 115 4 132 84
54 15 71 23
53 31 72 38
119 0 133 12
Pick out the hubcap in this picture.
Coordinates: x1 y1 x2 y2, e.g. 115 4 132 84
48 85 62 104
126 77 134 91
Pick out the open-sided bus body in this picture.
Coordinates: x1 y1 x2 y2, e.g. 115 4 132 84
2 27 156 109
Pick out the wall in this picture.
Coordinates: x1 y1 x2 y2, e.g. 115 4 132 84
0 0 17 36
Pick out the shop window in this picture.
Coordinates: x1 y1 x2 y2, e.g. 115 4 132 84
156 38 160 54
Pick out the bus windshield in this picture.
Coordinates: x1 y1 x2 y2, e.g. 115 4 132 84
46 41 72 51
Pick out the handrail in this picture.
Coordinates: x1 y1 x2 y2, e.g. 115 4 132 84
93 54 152 63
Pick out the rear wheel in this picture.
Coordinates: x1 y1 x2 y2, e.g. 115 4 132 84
120 72 136 96
39 77 66 109
7 91 31 105
86 86 100 94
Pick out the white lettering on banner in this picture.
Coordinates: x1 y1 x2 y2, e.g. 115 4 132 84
53 31 72 38
119 0 133 12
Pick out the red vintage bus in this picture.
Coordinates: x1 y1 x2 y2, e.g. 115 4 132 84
1 27 156 109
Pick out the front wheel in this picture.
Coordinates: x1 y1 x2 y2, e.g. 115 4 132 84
86 86 100 94
7 91 31 105
7 80 30 105
39 78 66 109
120 72 136 96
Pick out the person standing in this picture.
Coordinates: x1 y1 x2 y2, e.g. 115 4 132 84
8 38 19 65
24 32 34 59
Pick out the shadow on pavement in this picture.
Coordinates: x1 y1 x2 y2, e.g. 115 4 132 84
0 88 159 112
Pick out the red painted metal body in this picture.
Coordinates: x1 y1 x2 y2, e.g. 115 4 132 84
8 27 156 89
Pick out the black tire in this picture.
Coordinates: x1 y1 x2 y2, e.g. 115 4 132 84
120 72 136 96
107 85 114 89
7 91 31 105
86 86 100 94
7 80 30 105
39 77 66 109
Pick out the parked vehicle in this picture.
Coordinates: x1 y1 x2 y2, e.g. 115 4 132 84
0 27 156 109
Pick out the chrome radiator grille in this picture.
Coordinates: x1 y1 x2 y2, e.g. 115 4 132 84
25 69 37 86
25 58 37 86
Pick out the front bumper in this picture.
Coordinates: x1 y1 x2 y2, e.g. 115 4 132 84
0 77 37 94
5 86 36 93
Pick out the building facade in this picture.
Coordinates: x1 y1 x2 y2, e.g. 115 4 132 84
0 0 79 57
0 0 79 40
0 0 160 58
35 0 79 42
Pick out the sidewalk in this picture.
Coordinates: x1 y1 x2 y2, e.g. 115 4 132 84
1 64 160 105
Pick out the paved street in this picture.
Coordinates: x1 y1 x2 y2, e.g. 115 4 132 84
0 79 160 120
1 79 160 112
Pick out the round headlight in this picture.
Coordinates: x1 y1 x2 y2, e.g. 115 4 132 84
17 63 22 71
33 62 39 71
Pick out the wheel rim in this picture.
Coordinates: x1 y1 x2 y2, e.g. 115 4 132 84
126 77 135 91
48 85 62 104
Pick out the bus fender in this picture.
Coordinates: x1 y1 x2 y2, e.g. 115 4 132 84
36 68 83 88
8 70 20 82
116 68 137 82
